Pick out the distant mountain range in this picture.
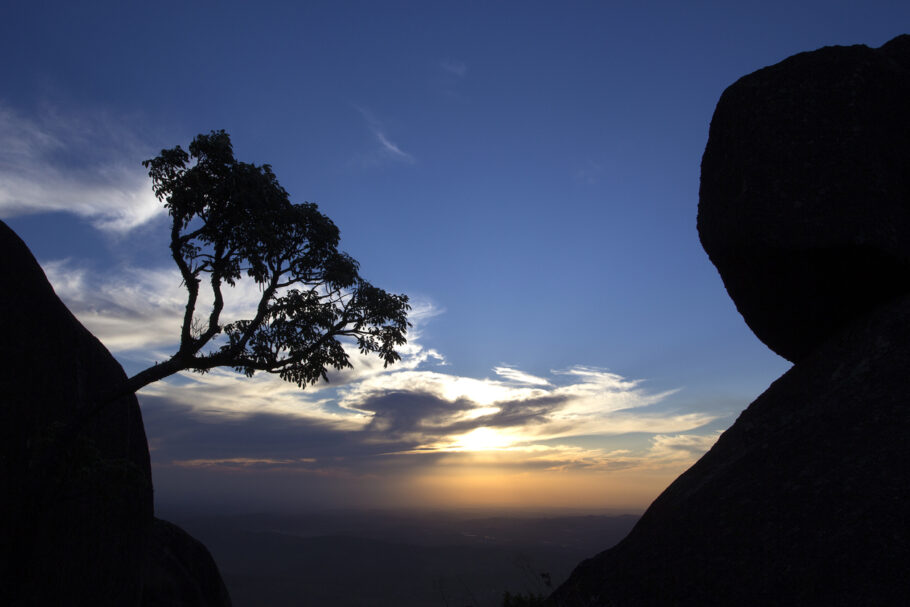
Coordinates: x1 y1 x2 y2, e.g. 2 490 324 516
169 510 639 607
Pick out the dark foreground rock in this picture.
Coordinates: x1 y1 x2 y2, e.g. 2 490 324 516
0 219 152 604
552 294 910 606
698 34 910 363
554 35 910 606
144 518 234 607
0 220 230 606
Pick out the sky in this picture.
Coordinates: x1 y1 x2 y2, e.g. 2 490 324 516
2 1 907 514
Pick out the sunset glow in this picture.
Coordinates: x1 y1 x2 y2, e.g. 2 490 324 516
448 427 515 452
14 1 904 514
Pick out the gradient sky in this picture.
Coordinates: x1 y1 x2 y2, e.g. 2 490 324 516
3 1 907 513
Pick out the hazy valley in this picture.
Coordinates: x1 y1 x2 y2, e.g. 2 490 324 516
167 510 640 607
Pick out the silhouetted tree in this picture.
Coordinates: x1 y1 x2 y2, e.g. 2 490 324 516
107 130 410 400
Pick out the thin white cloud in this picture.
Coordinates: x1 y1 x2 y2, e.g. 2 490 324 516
43 260 267 353
353 105 415 164
163 430 721 478
334 364 708 448
374 130 414 162
440 60 467 77
172 457 317 468
648 432 721 461
0 104 163 232
43 260 186 352
142 368 368 427
494 366 552 386
425 432 722 473
574 160 604 185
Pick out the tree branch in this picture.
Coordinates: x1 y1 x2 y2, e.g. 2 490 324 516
171 225 200 352
196 245 227 347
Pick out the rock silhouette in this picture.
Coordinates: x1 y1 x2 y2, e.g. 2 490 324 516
698 34 910 363
552 35 910 606
0 220 231 606
145 518 234 607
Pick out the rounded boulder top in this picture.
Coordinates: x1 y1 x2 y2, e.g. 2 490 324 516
698 34 910 362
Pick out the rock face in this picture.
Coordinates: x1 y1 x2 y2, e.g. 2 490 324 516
553 295 910 605
0 220 230 606
698 34 910 363
552 35 910 606
145 519 235 607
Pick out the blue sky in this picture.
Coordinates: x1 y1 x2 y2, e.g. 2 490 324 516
2 1 907 512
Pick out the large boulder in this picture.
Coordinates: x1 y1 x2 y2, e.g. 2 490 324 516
698 34 910 362
552 292 910 605
144 518 234 607
0 219 153 605
0 220 230 606
553 35 910 606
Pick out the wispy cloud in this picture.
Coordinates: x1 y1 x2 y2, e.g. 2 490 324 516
42 259 276 354
0 103 163 232
353 105 415 164
425 432 722 473
440 59 467 78
46 258 715 453
374 130 414 161
145 359 714 466
41 258 720 509
574 160 604 185
44 259 714 445
143 379 720 477
494 366 552 386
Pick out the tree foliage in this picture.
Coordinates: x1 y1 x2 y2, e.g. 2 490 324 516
116 130 410 397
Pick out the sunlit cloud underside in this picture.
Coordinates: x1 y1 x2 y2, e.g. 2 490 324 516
44 260 721 509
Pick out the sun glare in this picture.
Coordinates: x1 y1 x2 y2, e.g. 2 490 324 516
452 427 512 451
